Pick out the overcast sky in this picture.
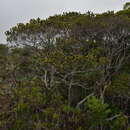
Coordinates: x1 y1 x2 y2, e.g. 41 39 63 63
0 0 129 43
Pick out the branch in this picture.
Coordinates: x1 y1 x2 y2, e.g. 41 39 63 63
106 114 121 121
76 93 94 108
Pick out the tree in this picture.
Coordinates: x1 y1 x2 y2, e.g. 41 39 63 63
0 11 129 130
123 2 130 10
5 11 130 108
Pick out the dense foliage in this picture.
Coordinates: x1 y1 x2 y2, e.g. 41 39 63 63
0 9 130 130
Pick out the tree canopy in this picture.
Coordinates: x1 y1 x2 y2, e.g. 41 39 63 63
123 2 130 10
0 9 130 130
